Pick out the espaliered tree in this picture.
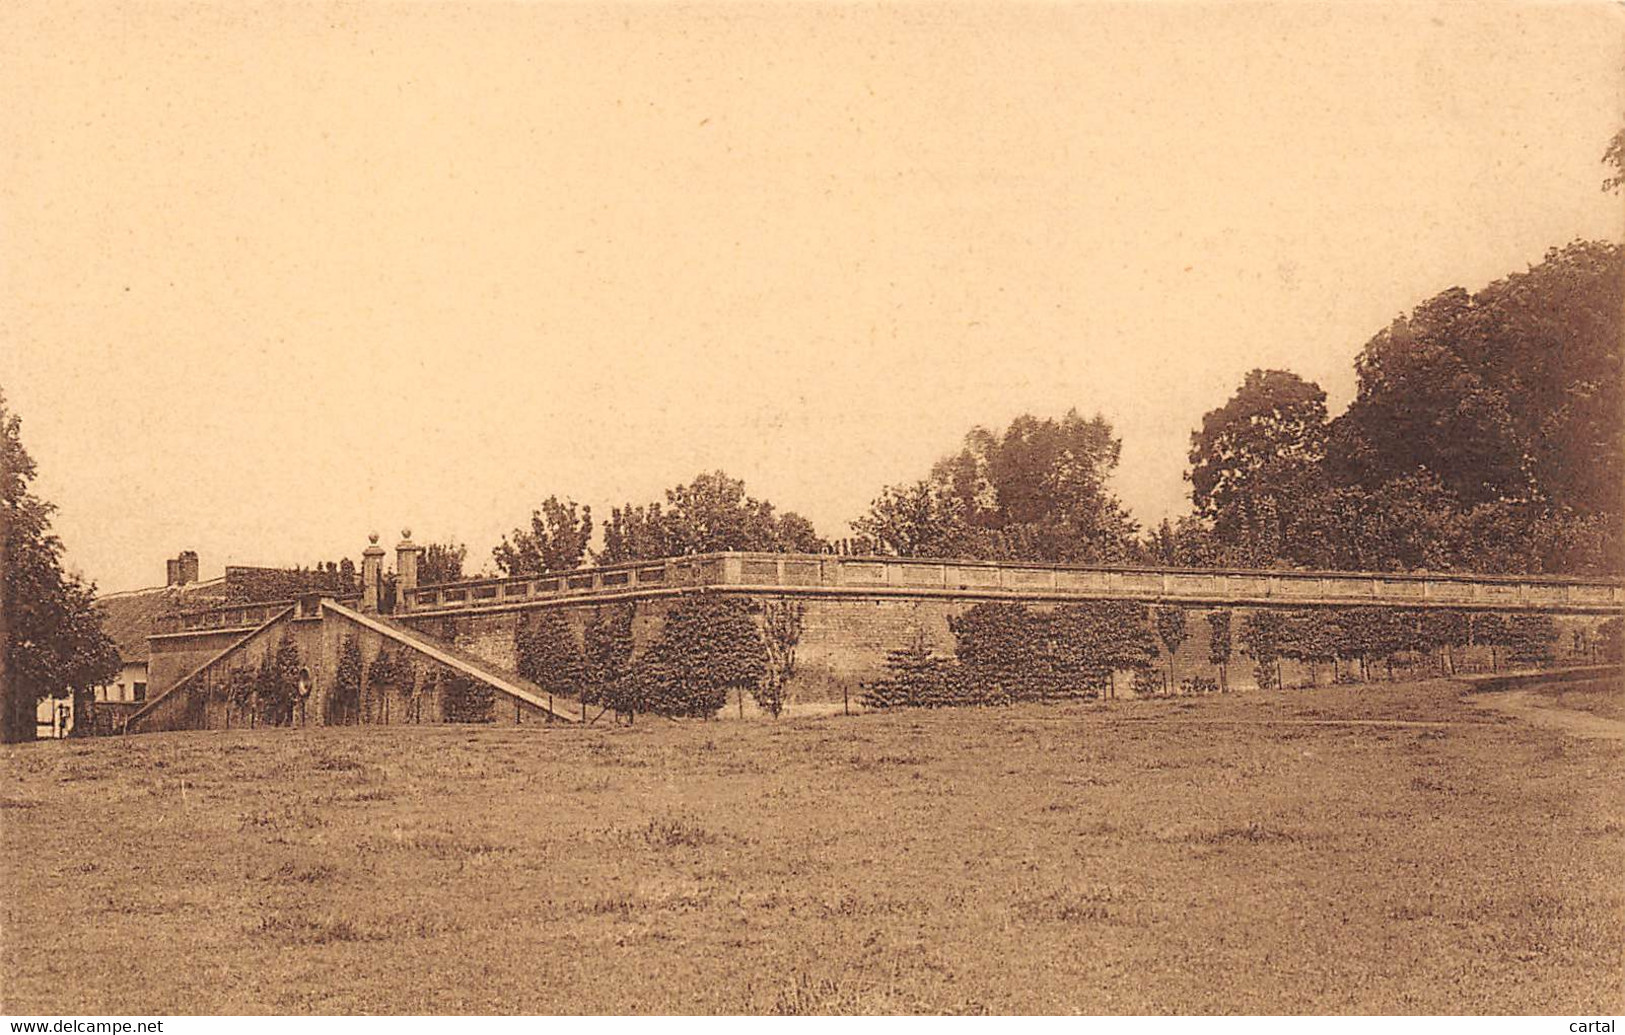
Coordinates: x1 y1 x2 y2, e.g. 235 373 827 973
1471 613 1509 672
1599 617 1623 664
1207 610 1233 690
948 602 1054 704
516 611 588 699
330 635 363 724
583 604 637 715
756 599 805 718
1050 601 1159 699
631 595 767 720
1422 609 1471 676
221 663 255 729
1153 606 1188 693
1239 609 1287 690
1283 610 1340 687
439 668 494 723
253 636 303 726
1506 614 1558 668
367 648 417 724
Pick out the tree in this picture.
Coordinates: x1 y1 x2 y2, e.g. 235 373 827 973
634 595 766 719
493 496 593 575
1604 125 1625 194
598 472 826 563
1187 369 1328 566
849 481 963 558
598 503 677 565
1207 609 1233 690
1331 242 1623 533
1153 606 1188 692
1 390 118 740
661 472 826 556
756 599 805 718
1285 473 1465 573
515 611 588 699
855 410 1139 564
863 630 953 709
418 542 468 585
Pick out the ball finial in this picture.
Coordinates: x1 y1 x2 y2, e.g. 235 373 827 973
368 532 379 545
401 528 412 541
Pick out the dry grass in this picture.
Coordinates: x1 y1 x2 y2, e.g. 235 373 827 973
2 678 1620 1014
1528 678 1625 723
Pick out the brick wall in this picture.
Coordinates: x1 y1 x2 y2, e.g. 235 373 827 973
393 594 1618 706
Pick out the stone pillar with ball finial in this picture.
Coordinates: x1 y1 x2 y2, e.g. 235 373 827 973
361 533 385 613
396 529 423 612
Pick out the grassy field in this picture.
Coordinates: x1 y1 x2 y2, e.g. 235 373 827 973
3 677 1621 1015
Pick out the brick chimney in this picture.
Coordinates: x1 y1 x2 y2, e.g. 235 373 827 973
166 551 199 586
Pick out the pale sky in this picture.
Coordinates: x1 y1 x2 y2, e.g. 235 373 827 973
3 1 1622 593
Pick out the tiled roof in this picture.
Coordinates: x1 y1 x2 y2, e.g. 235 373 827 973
96 578 228 663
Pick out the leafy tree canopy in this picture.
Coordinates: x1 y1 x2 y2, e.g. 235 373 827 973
494 496 593 576
599 472 826 564
854 410 1139 564
2 390 118 740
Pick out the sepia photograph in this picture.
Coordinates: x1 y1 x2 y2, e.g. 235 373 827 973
1 0 1622 1020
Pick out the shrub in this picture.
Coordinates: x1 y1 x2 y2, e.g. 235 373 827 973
1180 676 1219 695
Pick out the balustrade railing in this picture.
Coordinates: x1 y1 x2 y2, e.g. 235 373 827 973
396 554 1625 615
